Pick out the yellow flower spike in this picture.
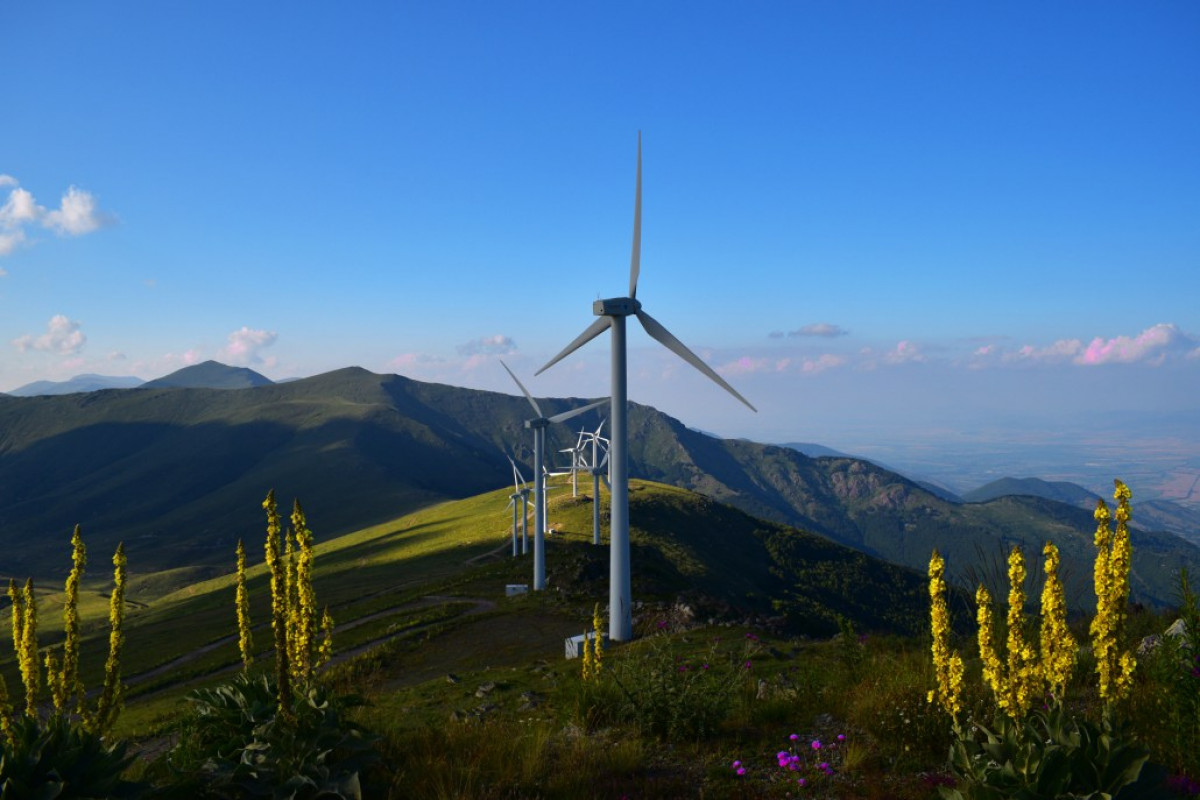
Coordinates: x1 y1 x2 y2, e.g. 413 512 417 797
1004 546 1038 717
62 525 86 711
928 550 963 718
19 578 40 716
1039 542 1076 701
263 490 293 716
235 539 254 671
1091 481 1137 705
976 585 1003 705
92 543 127 735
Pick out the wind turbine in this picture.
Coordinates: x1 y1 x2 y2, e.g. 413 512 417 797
506 457 531 556
500 360 607 590
536 133 756 640
574 418 610 545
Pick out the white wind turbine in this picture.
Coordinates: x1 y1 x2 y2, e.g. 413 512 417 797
537 133 756 640
505 456 531 557
500 360 607 590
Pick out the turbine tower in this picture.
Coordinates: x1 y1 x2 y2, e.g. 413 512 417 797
537 133 756 640
500 360 606 590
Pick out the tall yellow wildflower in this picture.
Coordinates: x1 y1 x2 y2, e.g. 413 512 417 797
317 607 334 668
19 578 39 716
289 500 318 685
591 603 605 676
8 579 26 699
1039 542 1076 699
977 585 1002 703
1003 547 1040 717
92 542 126 735
1090 480 1137 704
236 538 253 670
927 550 964 717
61 525 86 712
263 490 293 715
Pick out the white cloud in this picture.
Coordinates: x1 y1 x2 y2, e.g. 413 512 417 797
788 322 849 338
0 231 24 256
802 354 847 374
884 340 924 365
1 187 40 226
12 315 87 355
457 334 517 357
1074 323 1191 366
0 178 110 257
43 186 104 236
220 327 278 366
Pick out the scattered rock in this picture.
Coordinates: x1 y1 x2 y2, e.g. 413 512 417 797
446 673 460 684
475 681 497 697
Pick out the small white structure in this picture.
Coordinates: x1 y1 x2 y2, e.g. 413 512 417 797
565 631 605 659
506 584 529 597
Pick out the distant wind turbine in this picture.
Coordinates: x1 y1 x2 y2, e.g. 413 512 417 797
536 133 756 640
500 360 607 590
505 456 531 556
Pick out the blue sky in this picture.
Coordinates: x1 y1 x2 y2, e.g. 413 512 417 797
2 2 1198 449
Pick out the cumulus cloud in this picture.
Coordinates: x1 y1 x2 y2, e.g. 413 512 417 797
43 186 105 235
884 340 925 365
0 177 110 257
1000 338 1084 364
220 327 277 366
802 354 847 374
12 315 87 355
1074 323 1191 366
789 322 849 338
457 334 516 357
719 356 774 376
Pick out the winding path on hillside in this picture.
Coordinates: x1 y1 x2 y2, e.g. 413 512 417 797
124 593 497 700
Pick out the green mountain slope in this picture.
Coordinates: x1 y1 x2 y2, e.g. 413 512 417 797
1 365 1196 608
141 360 274 389
962 477 1102 507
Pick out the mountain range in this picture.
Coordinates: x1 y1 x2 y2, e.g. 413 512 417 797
1 362 1197 609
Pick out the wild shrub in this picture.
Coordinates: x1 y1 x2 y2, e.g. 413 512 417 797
607 633 757 741
153 673 377 800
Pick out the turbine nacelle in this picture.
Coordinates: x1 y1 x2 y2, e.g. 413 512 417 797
593 297 642 317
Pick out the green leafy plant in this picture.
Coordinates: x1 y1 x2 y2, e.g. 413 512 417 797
156 672 378 800
940 706 1161 800
0 714 147 799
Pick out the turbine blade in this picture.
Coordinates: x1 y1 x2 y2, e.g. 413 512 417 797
508 456 525 490
601 473 611 491
598 450 609 469
635 309 757 412
629 131 642 299
536 317 611 375
499 359 542 417
548 397 609 424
